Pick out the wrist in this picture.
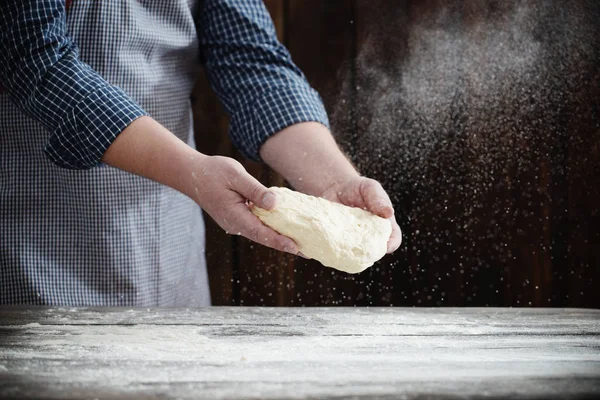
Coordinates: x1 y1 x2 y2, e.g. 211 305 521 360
178 151 210 202
260 122 359 196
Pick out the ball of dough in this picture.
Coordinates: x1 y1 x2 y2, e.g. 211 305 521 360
252 187 392 274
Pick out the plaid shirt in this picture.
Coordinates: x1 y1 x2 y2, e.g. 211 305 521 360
0 0 329 306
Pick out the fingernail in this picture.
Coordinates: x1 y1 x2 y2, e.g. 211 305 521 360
377 200 391 210
378 204 394 218
262 192 276 209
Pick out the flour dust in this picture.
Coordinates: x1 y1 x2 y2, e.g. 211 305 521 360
230 0 599 308
323 0 600 307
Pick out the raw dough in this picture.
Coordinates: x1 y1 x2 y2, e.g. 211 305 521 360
252 187 392 274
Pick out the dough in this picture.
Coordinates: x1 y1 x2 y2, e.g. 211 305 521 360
252 187 392 274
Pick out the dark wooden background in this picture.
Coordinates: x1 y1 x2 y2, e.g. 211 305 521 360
192 0 600 308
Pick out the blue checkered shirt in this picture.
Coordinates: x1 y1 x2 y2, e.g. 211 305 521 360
0 0 329 306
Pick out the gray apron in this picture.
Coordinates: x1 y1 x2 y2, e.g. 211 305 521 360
0 0 210 306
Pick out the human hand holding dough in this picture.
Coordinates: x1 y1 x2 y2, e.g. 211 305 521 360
251 187 392 274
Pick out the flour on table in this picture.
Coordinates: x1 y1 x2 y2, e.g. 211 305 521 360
252 187 392 274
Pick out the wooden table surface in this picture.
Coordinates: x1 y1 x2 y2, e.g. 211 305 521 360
1 307 599 399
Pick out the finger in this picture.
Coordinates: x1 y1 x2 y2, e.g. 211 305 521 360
387 218 402 253
229 203 299 254
232 171 276 210
359 179 395 219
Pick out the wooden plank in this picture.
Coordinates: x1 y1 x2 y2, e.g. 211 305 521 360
233 1 295 307
1 306 599 327
284 0 361 306
264 0 285 42
561 0 600 309
286 0 357 109
193 2 291 306
1 308 599 400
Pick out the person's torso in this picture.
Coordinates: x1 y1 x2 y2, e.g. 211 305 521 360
0 0 210 307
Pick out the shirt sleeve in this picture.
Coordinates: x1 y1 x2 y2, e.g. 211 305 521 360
0 1 148 170
197 0 330 161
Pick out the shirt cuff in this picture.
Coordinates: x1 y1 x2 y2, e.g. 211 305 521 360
229 84 330 161
44 85 148 170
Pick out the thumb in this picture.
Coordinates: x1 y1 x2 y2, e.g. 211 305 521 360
360 178 394 219
234 173 276 210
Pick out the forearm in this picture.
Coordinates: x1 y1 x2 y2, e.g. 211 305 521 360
102 115 300 255
101 116 200 199
260 122 359 196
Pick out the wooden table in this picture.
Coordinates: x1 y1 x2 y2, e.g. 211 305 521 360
1 307 599 399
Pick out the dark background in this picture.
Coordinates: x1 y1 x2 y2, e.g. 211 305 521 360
192 0 600 308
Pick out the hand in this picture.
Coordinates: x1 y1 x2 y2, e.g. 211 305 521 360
190 155 299 255
320 177 402 253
